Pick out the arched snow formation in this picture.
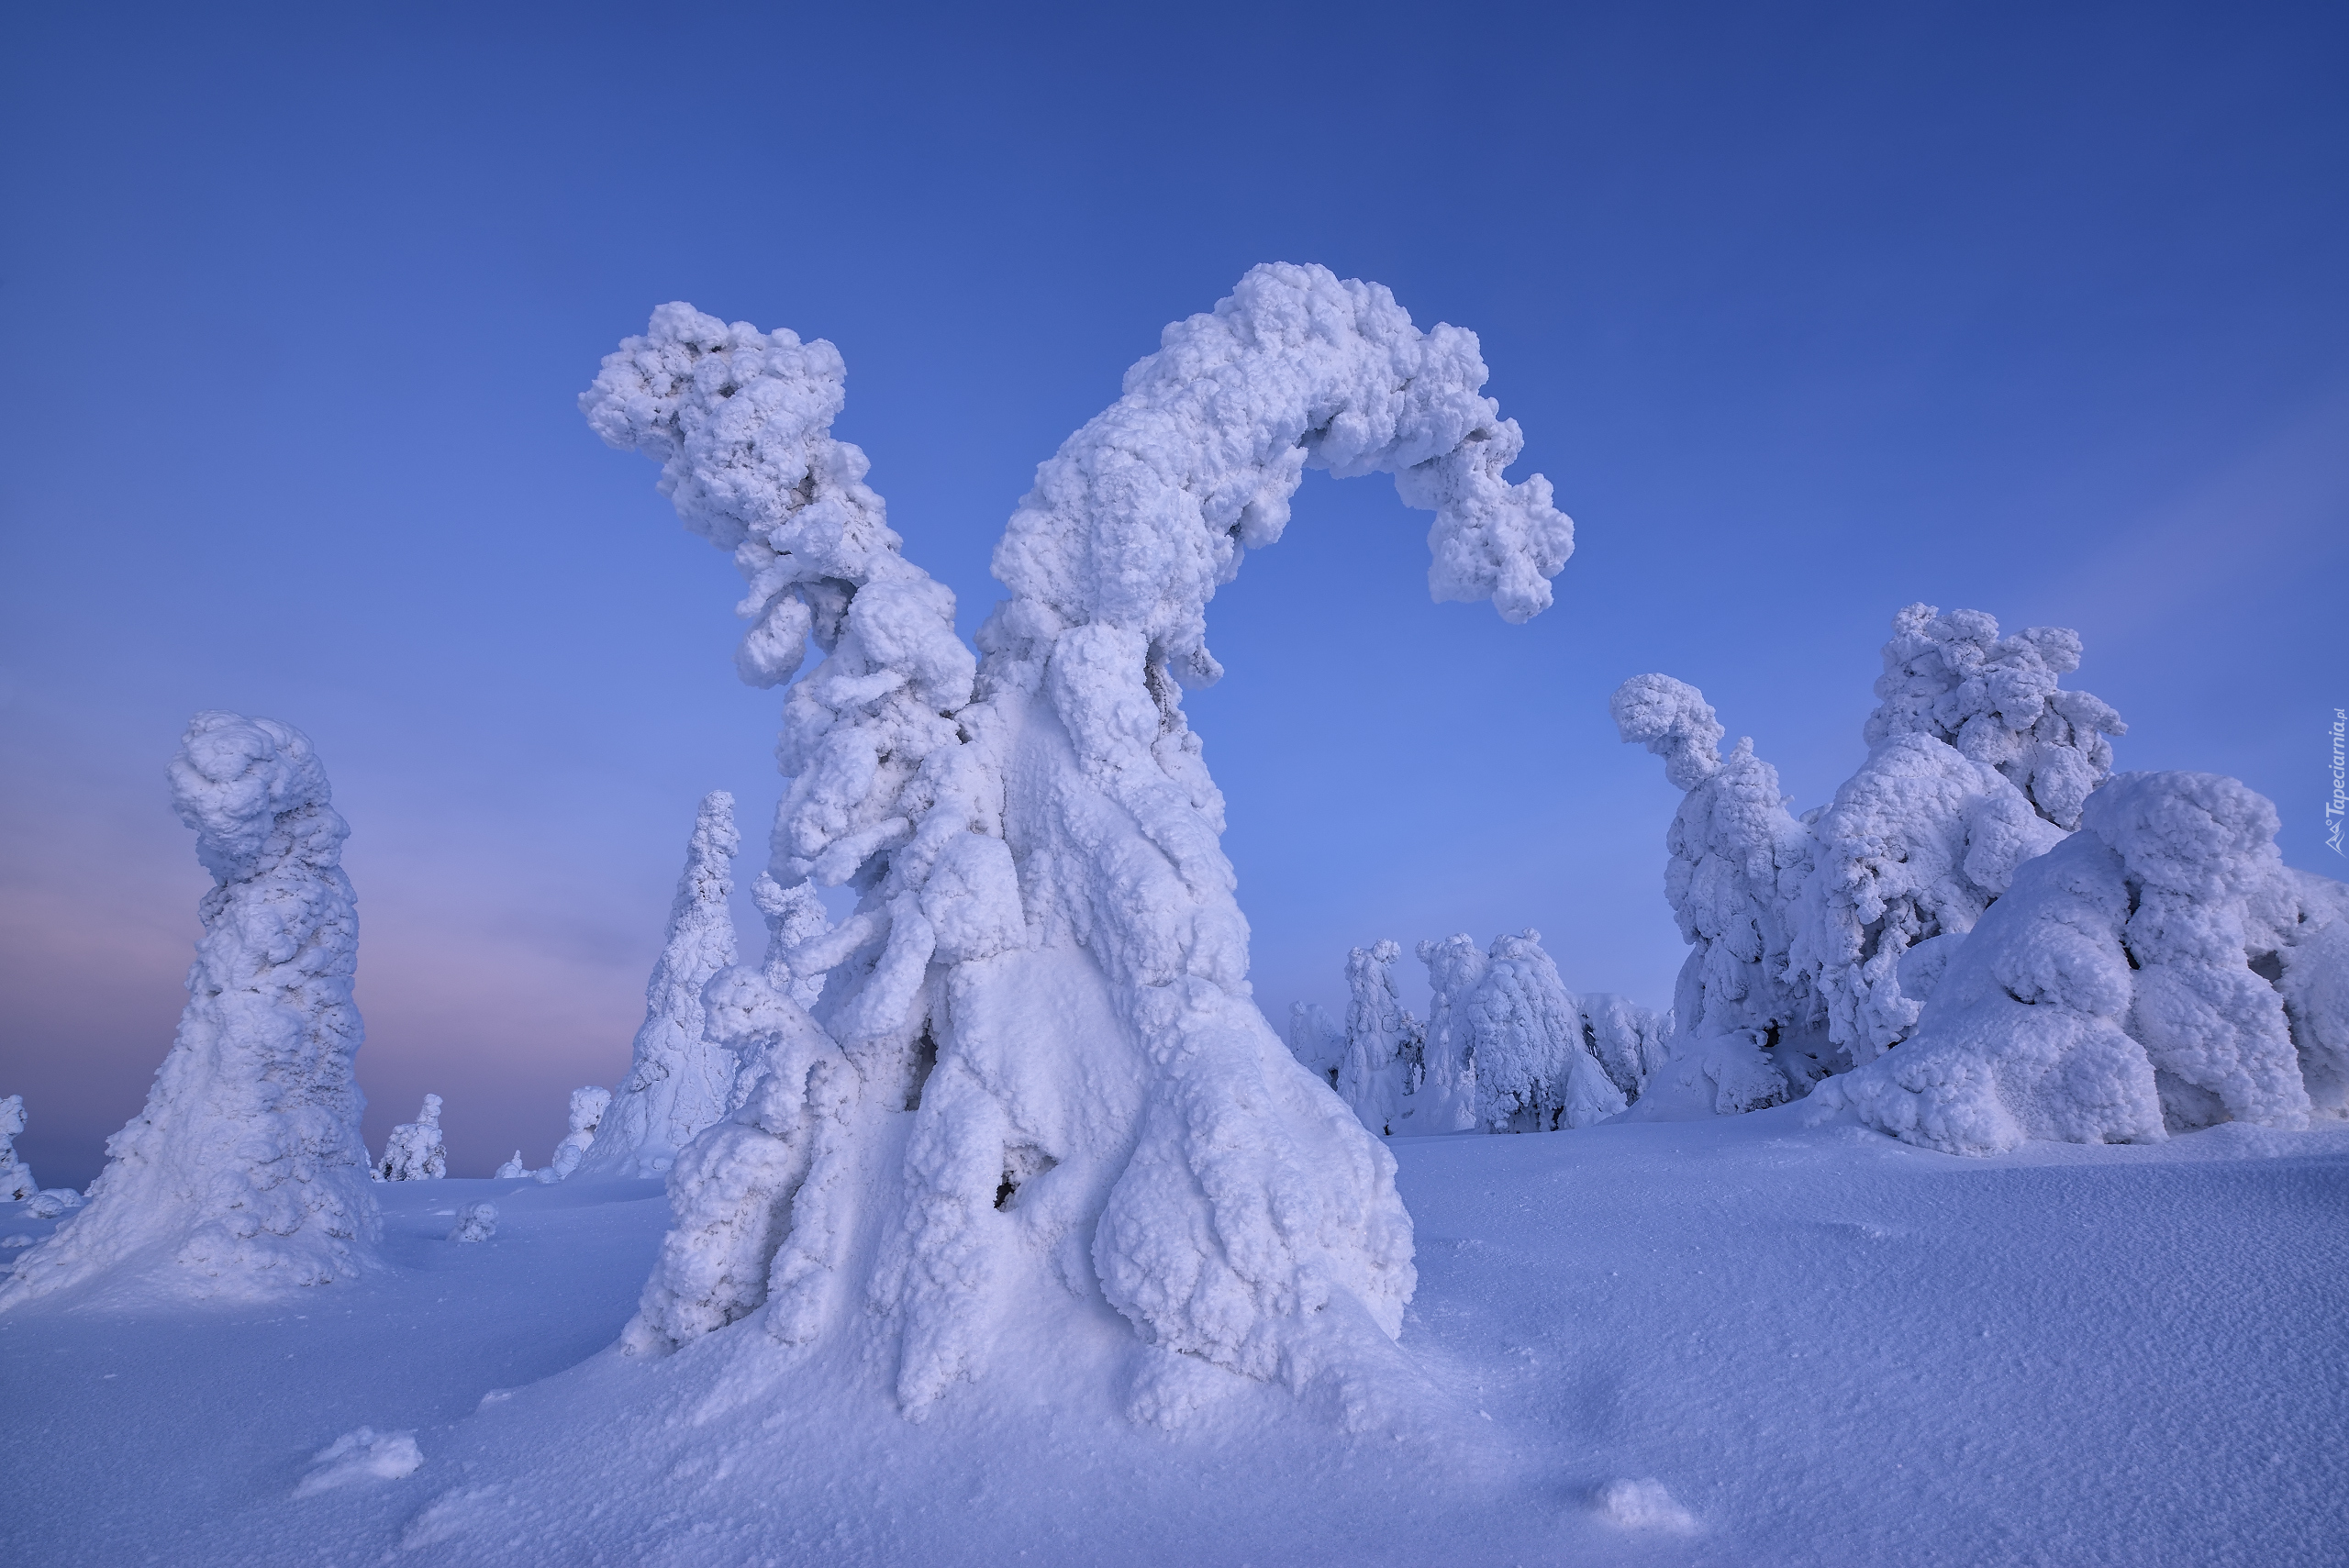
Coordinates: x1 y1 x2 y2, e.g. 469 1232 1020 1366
581 263 1575 1421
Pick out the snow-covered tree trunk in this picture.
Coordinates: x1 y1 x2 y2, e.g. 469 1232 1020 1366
575 792 742 1179
1 1095 35 1202
583 264 1575 1423
375 1095 447 1180
1812 772 2348 1152
538 1085 611 1183
2 714 377 1307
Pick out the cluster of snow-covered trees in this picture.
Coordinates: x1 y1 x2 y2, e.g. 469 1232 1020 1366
8 268 2341 1450
1615 605 2348 1152
1288 933 1668 1138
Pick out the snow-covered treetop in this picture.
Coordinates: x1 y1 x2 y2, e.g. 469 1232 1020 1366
169 712 345 884
1610 674 1727 792
982 261 1574 690
1864 603 2125 828
582 304 976 899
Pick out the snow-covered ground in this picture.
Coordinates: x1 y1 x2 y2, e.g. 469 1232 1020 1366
7 1111 2343 1567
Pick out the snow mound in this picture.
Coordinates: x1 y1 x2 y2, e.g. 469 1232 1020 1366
2 713 378 1307
292 1427 422 1497
447 1203 497 1242
23 1190 82 1219
376 1095 447 1182
577 792 743 1178
1592 1476 1698 1534
1814 771 2346 1153
0 1095 35 1201
587 264 1575 1422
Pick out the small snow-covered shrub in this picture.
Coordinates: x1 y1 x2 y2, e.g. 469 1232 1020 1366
376 1095 447 1182
447 1203 497 1242
1 714 378 1307
537 1085 611 1184
0 1095 35 1202
1813 772 2348 1152
577 793 743 1179
493 1151 528 1180
587 264 1575 1420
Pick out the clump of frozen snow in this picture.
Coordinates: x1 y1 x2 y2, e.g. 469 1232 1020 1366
1 714 379 1307
493 1151 528 1180
1813 771 2346 1153
576 793 743 1179
23 1190 82 1220
1592 1477 1698 1534
591 265 1575 1421
537 1086 611 1184
292 1427 421 1497
375 1095 447 1182
0 1095 35 1202
1865 602 2126 830
447 1203 497 1242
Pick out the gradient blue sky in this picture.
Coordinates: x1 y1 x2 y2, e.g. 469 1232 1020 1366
4 3 2343 1185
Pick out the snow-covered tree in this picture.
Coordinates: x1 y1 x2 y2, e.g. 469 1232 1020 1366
2 714 377 1307
1286 1001 1345 1088
1 1095 36 1202
1865 603 2126 829
447 1202 497 1242
1813 772 2349 1152
707 873 839 1115
1576 993 1673 1100
1339 942 1420 1136
376 1095 447 1181
1461 931 1628 1133
537 1085 611 1183
584 263 1575 1422
575 792 742 1179
494 1151 529 1180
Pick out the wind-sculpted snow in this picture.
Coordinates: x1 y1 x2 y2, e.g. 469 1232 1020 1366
538 1086 610 1183
1865 603 2126 829
1 1095 35 1202
375 1095 447 1181
588 264 1574 1424
1617 606 2123 1118
2 714 376 1306
576 793 742 1179
1813 772 2347 1152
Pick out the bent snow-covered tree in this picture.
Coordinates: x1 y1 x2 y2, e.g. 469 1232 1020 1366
575 792 742 1179
374 1095 446 1181
582 263 1574 1422
538 1085 612 1183
2 714 377 1307
1813 771 2349 1152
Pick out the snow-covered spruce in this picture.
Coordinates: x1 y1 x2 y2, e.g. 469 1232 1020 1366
1340 942 1420 1137
375 1095 447 1181
1613 604 2121 1116
536 1085 612 1184
584 265 1574 1421
494 1151 529 1180
574 792 742 1179
1 714 377 1306
1 1095 35 1202
1812 772 2349 1152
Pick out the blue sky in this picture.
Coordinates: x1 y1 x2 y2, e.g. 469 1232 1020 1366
3 2 2343 1184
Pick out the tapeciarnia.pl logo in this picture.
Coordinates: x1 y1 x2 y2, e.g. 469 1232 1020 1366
2328 707 2345 855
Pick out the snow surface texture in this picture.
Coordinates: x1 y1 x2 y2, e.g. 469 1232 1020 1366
1813 772 2349 1153
583 264 1574 1421
536 1086 610 1184
375 1095 447 1182
1614 605 2119 1117
447 1204 497 1243
1 714 378 1307
1 1095 34 1201
574 793 742 1179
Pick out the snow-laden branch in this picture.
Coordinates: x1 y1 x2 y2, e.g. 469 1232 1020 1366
2 714 376 1307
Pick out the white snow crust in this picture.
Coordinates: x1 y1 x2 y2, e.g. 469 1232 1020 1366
292 1427 422 1497
2 714 378 1306
583 264 1574 1420
1812 771 2349 1153
575 793 742 1179
375 1095 447 1182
